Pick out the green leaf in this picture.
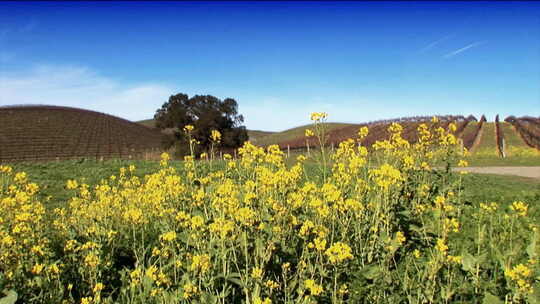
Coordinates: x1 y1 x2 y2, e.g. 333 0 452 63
482 292 503 304
0 290 17 304
527 282 540 304
461 252 476 272
527 230 538 260
226 277 246 289
361 265 381 280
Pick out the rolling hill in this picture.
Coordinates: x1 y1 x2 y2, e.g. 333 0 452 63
0 105 165 162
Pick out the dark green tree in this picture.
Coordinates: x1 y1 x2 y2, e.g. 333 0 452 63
154 94 248 156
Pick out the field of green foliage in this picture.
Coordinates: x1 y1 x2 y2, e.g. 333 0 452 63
1 115 539 304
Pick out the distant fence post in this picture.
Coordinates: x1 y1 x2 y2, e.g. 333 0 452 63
287 145 290 158
502 138 506 158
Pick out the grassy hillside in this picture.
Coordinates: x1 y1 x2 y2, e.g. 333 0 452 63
255 122 359 147
500 122 540 157
464 121 540 166
247 130 275 144
474 122 498 156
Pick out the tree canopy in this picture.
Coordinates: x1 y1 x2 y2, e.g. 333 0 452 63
154 94 248 155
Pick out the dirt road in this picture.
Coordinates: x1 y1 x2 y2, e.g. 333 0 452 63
453 167 540 179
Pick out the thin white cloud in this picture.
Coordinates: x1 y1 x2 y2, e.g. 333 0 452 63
419 34 453 53
443 41 486 58
0 65 174 121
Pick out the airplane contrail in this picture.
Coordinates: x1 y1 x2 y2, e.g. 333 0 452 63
443 41 486 58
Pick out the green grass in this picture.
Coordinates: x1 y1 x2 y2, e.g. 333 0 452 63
255 122 359 146
8 158 539 214
500 122 529 148
474 122 498 155
460 173 540 219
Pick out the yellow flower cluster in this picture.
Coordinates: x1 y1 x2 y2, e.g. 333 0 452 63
310 112 328 122
325 242 353 264
369 163 403 190
505 263 534 293
210 129 221 142
510 201 528 217
190 254 211 274
304 279 324 296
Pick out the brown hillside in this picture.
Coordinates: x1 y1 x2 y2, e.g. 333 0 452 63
0 105 166 162
277 115 471 150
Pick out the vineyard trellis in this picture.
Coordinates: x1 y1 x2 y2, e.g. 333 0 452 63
0 105 167 162
505 116 540 151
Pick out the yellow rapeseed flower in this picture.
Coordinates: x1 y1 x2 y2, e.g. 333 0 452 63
325 242 353 264
510 201 528 217
304 279 323 296
191 254 211 274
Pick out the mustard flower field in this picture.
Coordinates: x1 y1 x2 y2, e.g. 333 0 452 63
1 114 539 304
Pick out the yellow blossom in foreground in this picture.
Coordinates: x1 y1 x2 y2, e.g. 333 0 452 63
265 280 280 291
435 238 448 255
505 263 533 293
339 284 348 295
183 282 198 299
304 279 323 296
31 263 44 275
396 231 406 245
480 202 498 213
66 179 78 190
191 254 211 274
510 201 528 217
254 297 272 304
93 283 105 293
447 255 462 264
160 231 177 242
211 129 221 142
369 163 403 190
251 267 263 280
325 242 353 264
81 297 92 304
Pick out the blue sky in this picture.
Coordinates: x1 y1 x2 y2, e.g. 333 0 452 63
1 1 539 131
